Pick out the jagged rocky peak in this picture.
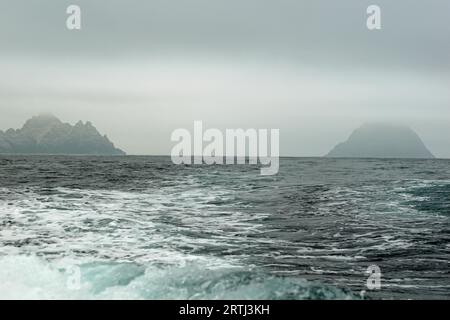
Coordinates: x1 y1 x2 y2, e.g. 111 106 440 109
22 113 61 129
326 123 435 159
0 114 125 155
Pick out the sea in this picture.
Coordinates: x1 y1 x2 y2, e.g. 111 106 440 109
0 156 449 299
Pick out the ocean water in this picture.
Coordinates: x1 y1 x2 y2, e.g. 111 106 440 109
0 156 449 300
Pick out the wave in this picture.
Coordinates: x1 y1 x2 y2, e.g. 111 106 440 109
402 180 450 215
0 255 355 300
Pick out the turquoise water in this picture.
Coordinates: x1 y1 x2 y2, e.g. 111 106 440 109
0 156 449 299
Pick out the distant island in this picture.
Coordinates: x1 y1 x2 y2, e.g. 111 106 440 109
0 114 125 155
326 123 435 159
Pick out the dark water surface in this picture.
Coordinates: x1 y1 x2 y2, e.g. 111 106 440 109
0 156 449 299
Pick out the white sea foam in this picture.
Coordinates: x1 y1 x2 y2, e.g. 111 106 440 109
0 255 353 300
1 157 450 299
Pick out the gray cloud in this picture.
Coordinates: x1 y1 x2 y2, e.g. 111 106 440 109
0 0 449 156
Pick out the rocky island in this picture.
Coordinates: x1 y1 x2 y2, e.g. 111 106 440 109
0 114 125 155
326 123 434 159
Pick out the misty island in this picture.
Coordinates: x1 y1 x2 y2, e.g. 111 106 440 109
326 123 434 159
0 114 125 155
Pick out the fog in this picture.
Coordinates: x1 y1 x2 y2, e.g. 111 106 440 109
0 0 449 157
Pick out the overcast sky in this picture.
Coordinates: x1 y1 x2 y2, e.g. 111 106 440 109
0 0 449 157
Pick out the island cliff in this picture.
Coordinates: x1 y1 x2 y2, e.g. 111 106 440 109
326 123 434 159
0 114 125 155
